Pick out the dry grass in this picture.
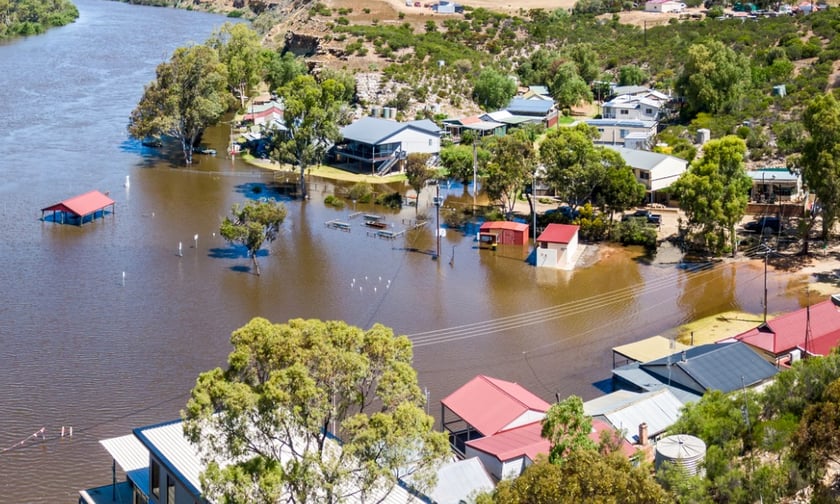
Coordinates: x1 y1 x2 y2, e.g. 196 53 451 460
675 310 764 345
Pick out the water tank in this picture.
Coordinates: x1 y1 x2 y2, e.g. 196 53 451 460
655 434 706 476
382 107 391 119
371 106 380 118
696 128 711 145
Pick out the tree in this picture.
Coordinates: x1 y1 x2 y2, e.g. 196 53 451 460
482 130 536 218
183 317 449 503
129 44 230 165
492 452 670 503
671 136 751 255
618 64 648 86
207 23 265 109
594 148 646 221
791 378 840 482
799 93 840 243
271 75 345 199
540 123 608 210
677 40 751 117
549 62 592 111
219 200 287 276
440 144 489 193
541 395 596 463
472 68 516 111
567 43 599 84
405 153 432 215
264 51 308 94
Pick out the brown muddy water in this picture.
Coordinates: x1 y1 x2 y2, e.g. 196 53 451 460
0 1 804 501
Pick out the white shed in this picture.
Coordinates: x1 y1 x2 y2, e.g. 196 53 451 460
536 223 580 269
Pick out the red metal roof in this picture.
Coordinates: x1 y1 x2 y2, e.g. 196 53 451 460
479 221 529 232
734 299 840 356
465 418 635 462
41 190 115 217
537 223 579 244
441 375 550 437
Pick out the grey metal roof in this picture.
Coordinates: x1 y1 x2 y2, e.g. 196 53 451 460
644 342 779 393
611 85 651 96
748 168 798 182
527 85 550 96
605 145 686 171
585 118 657 128
427 457 495 504
611 364 703 403
506 98 553 115
595 390 685 443
341 117 440 145
100 434 149 472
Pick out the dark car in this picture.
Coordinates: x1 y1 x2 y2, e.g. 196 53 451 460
623 209 661 226
744 217 781 233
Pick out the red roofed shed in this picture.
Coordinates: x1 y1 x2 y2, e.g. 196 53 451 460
536 223 580 269
733 298 840 363
479 221 529 246
41 190 115 226
441 375 550 456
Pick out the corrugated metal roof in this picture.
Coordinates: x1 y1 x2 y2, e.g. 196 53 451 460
341 117 440 145
585 118 657 128
480 221 529 233
41 190 115 217
427 458 495 503
605 146 685 172
506 98 553 115
441 375 550 437
100 434 149 472
598 390 685 443
537 223 578 244
644 342 779 393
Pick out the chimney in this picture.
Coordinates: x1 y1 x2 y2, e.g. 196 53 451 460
639 422 649 446
681 350 687 363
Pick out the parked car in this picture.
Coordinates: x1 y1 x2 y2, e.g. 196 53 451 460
744 216 781 233
623 209 661 226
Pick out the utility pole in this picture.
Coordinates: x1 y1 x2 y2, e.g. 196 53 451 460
532 169 538 251
434 183 441 260
472 136 477 213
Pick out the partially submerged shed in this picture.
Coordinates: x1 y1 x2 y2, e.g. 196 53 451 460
41 190 115 225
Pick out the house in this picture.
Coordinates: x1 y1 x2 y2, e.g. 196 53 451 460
332 117 441 175
601 93 668 123
242 99 284 127
747 167 803 203
645 0 686 12
479 221 530 247
731 298 840 364
480 110 541 129
605 146 688 204
505 98 559 128
520 85 553 101
464 417 634 481
535 223 580 269
611 335 691 368
442 115 507 142
584 118 658 148
422 457 496 504
612 342 779 398
80 418 427 504
434 0 463 13
583 389 685 445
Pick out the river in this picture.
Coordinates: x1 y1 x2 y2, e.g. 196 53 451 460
0 1 802 502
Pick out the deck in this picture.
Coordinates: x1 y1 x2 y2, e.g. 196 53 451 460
79 481 134 504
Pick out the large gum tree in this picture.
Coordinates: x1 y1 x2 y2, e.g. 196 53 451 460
129 44 230 165
183 317 449 504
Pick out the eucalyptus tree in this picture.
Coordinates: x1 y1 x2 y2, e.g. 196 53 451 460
799 93 840 244
677 40 751 117
271 75 345 199
539 123 605 210
206 23 266 109
472 67 516 110
482 129 537 218
405 153 433 215
129 44 230 165
219 199 287 276
183 317 449 504
671 136 752 255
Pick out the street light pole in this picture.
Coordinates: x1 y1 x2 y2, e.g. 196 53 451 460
434 183 441 260
472 136 477 213
532 169 538 250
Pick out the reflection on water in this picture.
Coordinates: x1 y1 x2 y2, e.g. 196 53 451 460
0 1 807 502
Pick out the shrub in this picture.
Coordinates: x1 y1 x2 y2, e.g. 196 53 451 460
348 182 373 203
376 191 403 208
324 195 345 208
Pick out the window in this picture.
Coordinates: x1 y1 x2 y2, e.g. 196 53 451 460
645 108 653 115
620 129 629 138
428 138 432 146
151 461 160 500
640 171 650 180
167 475 175 504
620 109 629 115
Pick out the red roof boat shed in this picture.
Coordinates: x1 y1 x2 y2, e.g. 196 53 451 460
41 190 115 226
479 221 529 246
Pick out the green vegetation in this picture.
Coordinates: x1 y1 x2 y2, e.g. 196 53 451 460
219 199 287 276
184 317 449 503
0 0 79 40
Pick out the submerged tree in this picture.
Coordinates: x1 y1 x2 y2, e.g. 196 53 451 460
482 130 537 218
183 317 449 503
405 153 433 215
206 23 266 109
271 75 344 200
129 44 230 165
219 199 287 276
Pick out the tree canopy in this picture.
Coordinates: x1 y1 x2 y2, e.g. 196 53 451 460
404 153 433 215
0 0 78 39
482 130 537 218
799 93 840 241
671 136 751 255
472 67 516 111
207 23 267 109
183 317 449 504
128 44 230 165
271 75 345 199
677 40 752 117
219 199 287 276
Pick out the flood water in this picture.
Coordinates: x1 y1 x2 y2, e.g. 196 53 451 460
0 1 804 501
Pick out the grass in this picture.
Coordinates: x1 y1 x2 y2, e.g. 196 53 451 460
245 157 407 185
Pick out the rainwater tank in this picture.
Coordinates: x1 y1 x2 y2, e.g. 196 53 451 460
655 434 706 476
